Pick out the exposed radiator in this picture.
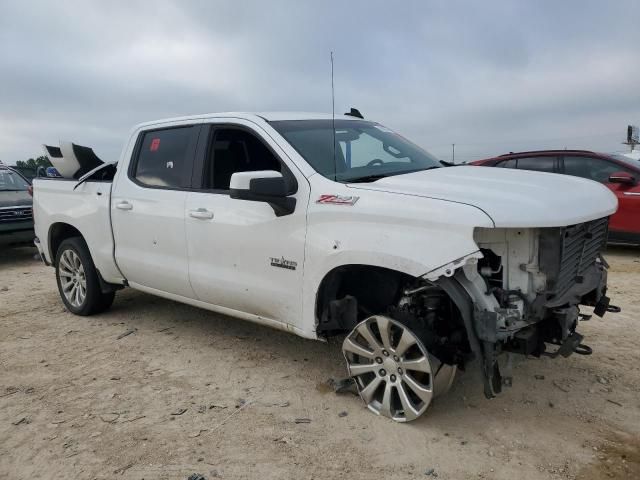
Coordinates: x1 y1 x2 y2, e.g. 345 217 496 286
539 217 609 299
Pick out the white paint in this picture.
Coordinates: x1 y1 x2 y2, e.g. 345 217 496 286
184 117 309 327
350 165 618 228
33 112 618 340
51 142 83 178
32 179 122 282
229 170 282 190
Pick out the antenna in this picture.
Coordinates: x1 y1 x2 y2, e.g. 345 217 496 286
331 51 337 181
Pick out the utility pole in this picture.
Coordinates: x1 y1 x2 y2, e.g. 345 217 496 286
452 143 455 164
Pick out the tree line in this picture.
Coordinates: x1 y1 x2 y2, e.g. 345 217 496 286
15 156 53 170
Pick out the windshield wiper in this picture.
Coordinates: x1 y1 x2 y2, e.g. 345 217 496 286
343 166 441 183
343 173 391 183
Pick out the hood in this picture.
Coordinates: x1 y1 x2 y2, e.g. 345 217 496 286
0 190 32 209
347 166 618 228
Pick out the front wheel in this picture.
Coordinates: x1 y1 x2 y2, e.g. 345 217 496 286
342 315 456 422
55 237 115 316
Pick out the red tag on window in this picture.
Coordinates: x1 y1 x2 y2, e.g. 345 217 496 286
150 138 160 151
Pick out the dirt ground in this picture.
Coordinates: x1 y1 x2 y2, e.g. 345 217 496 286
1 246 639 480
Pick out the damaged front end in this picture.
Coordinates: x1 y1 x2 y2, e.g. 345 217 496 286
454 217 618 398
331 218 619 421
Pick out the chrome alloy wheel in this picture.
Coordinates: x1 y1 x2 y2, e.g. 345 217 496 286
343 315 442 422
58 249 87 308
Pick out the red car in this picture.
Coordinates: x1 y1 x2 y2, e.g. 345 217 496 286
471 150 640 245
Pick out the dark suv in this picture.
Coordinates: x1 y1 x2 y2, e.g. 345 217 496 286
471 150 640 245
0 163 34 246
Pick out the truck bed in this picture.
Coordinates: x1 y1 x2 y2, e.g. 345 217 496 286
33 178 123 284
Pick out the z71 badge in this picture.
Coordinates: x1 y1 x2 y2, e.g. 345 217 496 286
316 194 359 205
270 256 298 270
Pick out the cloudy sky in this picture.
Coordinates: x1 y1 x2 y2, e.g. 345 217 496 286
1 1 639 164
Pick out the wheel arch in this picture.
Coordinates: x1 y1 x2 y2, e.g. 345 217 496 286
48 222 84 264
312 259 482 358
314 262 416 334
49 222 122 294
308 248 465 334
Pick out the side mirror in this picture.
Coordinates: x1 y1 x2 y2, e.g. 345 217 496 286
229 170 296 216
608 171 636 185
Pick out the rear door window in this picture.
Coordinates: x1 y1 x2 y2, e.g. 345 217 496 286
133 126 199 188
515 156 557 173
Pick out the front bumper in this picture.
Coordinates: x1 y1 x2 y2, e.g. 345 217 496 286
0 226 34 246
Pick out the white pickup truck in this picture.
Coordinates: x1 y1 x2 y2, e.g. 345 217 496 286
33 112 619 422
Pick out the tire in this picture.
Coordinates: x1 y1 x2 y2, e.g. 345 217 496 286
55 237 115 316
94 290 116 313
342 315 457 422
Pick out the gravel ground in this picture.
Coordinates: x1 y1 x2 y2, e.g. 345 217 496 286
1 246 639 480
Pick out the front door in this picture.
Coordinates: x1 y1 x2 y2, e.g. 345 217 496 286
112 124 201 298
185 121 308 327
608 177 640 236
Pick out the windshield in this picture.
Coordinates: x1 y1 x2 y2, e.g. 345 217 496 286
270 120 441 182
611 154 640 170
0 169 30 191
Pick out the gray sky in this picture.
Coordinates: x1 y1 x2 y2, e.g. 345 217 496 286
1 0 639 164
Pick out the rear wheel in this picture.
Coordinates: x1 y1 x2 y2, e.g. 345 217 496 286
342 315 456 422
55 237 115 316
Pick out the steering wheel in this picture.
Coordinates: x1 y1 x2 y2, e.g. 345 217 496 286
366 159 384 167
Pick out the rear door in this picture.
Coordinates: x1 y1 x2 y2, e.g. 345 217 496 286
184 120 309 327
112 123 201 297
562 155 640 236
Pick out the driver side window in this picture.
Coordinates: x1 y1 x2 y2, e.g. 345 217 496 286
202 128 282 190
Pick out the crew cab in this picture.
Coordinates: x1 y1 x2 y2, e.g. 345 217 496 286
0 162 34 247
471 150 640 246
33 113 619 422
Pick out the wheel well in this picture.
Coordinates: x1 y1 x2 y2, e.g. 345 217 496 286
316 264 413 335
316 265 475 368
49 223 82 264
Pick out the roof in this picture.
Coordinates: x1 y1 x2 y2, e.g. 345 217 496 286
256 112 361 121
472 150 640 172
497 149 597 157
134 111 364 130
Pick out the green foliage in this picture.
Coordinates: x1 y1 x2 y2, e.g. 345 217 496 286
15 156 52 171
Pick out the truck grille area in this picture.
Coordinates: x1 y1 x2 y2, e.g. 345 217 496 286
539 217 609 299
0 206 33 224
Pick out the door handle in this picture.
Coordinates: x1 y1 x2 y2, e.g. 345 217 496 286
115 201 133 211
623 192 640 196
189 208 214 220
